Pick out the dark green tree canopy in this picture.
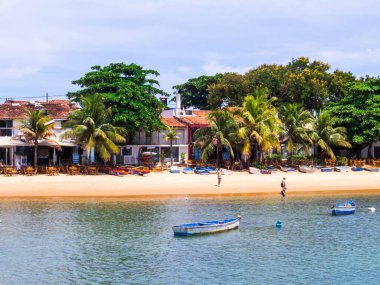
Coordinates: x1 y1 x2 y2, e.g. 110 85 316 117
67 63 166 137
327 78 380 147
173 74 222 109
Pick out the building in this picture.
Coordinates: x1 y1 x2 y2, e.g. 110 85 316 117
0 99 78 166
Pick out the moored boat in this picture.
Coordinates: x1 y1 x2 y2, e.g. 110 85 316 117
299 165 315 173
170 166 181 173
321 167 333 172
351 166 364 172
332 200 356 216
194 167 209 175
131 166 150 175
205 166 217 174
279 165 296 172
364 166 379 172
172 217 241 236
248 167 260 174
183 167 194 174
334 166 350 172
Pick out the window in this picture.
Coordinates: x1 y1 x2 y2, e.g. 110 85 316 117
0 120 13 136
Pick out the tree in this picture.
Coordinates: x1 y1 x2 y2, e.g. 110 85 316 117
62 93 126 163
328 78 380 158
173 74 222 109
311 111 351 160
207 73 248 108
15 109 57 168
67 63 166 138
278 103 314 155
193 109 237 168
236 89 281 163
164 126 179 166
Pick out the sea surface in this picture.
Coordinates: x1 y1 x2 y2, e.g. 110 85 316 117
0 194 379 285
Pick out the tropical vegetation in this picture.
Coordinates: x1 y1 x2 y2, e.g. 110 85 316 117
164 126 179 166
62 93 126 163
15 110 57 168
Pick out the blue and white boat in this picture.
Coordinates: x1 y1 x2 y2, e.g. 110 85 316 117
172 217 241 236
332 200 356 216
182 167 194 174
194 167 209 175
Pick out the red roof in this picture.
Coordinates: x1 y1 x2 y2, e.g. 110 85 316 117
161 117 185 127
0 100 78 120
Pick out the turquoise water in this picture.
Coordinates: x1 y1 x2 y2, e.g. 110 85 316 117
0 195 379 284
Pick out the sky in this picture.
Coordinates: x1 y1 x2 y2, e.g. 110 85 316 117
0 0 379 101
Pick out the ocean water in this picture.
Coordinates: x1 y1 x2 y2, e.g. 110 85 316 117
0 195 379 285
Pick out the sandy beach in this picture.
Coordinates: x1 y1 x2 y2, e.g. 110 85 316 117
0 170 379 198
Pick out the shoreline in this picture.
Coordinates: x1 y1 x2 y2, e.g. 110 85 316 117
1 170 379 200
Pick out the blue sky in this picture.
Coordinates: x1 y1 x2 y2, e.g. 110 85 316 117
0 0 379 101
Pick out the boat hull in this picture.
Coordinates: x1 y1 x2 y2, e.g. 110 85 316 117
332 201 356 215
332 207 356 215
172 218 240 236
299 166 315 173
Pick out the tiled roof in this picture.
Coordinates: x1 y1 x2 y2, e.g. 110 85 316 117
192 110 211 117
0 100 78 120
161 117 185 127
176 115 210 126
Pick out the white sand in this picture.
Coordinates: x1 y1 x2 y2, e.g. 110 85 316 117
0 170 379 198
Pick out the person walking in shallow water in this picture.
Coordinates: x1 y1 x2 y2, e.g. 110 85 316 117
217 168 222 187
280 177 286 198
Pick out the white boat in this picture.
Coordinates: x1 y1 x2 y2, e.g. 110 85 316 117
335 166 350 172
221 168 232 175
172 217 241 236
299 165 315 173
280 165 296 172
249 167 260 174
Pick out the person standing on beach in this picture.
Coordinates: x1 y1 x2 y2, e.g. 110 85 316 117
217 168 222 187
280 177 286 198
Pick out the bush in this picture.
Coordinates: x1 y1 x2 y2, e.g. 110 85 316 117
336 156 348 166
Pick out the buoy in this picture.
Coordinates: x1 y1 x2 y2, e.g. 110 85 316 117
275 220 282 228
368 207 376 212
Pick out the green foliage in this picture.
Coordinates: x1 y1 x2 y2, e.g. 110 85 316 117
236 88 281 162
16 110 56 168
67 63 166 137
206 57 357 111
327 78 380 150
336 156 348 166
164 126 180 166
173 74 222 109
278 103 314 155
311 111 351 160
266 153 282 163
62 93 126 163
194 109 237 167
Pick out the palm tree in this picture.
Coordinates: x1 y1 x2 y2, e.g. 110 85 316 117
15 109 57 168
311 111 351 160
236 89 281 163
193 109 236 168
278 103 314 155
62 93 126 163
164 126 179 166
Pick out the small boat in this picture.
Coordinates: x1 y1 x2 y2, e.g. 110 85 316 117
248 167 260 174
321 167 333 172
275 220 283 228
221 168 232 175
260 169 272 174
131 166 150 175
170 166 181 173
279 165 296 172
265 166 277 172
205 166 217 174
299 165 315 173
194 167 209 175
351 166 364 172
183 167 194 174
172 217 241 236
364 167 379 172
368 207 376 212
334 166 350 172
332 200 356 215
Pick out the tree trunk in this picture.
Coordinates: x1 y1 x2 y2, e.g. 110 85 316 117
34 140 38 168
170 141 173 166
216 143 220 169
367 143 373 159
